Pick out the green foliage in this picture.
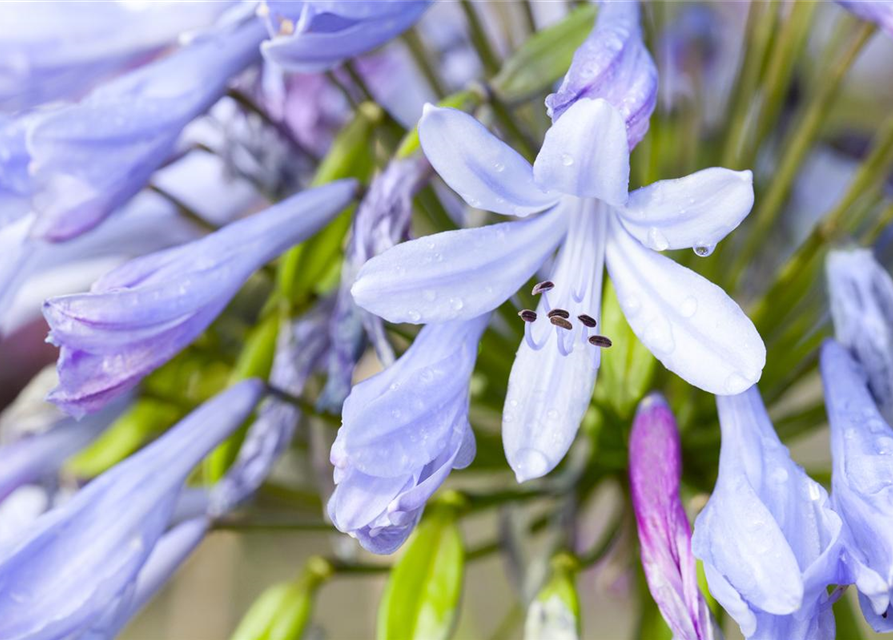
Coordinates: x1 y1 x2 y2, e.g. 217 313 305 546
377 507 465 640
396 90 483 159
492 4 597 103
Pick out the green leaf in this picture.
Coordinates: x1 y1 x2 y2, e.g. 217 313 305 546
595 280 657 419
66 399 181 477
492 4 597 104
396 89 483 159
377 508 465 640
832 589 866 640
277 103 380 303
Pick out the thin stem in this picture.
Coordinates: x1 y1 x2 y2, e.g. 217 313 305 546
326 70 360 110
729 22 876 287
520 0 537 35
146 184 217 233
484 83 538 161
265 384 341 427
343 61 375 104
402 29 449 99
213 516 333 532
226 88 319 162
461 0 501 76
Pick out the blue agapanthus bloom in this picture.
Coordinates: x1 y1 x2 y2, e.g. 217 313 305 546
43 179 357 418
0 380 263 640
259 0 430 72
352 2 763 481
692 387 845 640
328 315 486 554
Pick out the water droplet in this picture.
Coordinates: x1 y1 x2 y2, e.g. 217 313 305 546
450 297 464 311
724 372 750 394
494 161 506 173
624 295 642 316
423 289 436 301
509 399 519 408
390 382 400 391
407 310 421 322
391 408 403 419
694 243 716 257
561 153 574 167
679 296 698 318
643 318 675 354
771 467 789 483
546 409 559 421
807 482 822 501
513 448 551 481
420 369 434 383
647 227 669 251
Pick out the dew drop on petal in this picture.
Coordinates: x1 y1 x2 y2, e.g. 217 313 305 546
449 297 464 311
643 317 675 354
807 482 822 501
723 372 750 394
423 289 436 301
407 310 421 322
694 243 716 257
546 408 559 421
647 226 669 251
561 153 574 167
494 161 506 173
679 296 698 318
771 467 789 483
623 295 642 316
514 448 550 481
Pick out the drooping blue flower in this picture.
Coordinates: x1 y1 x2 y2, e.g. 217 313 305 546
318 156 430 412
0 2 235 113
25 15 266 242
353 101 762 481
821 339 893 631
43 179 357 418
629 394 718 640
328 315 486 554
0 380 263 640
826 248 893 423
545 0 658 148
691 387 845 640
259 0 430 73
838 1 893 36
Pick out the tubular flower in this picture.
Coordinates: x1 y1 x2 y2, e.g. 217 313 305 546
327 315 487 554
826 248 893 423
629 394 718 640
0 2 235 113
353 103 762 482
0 380 264 640
692 387 845 640
821 340 893 631
25 15 266 242
43 179 357 418
259 0 430 72
319 156 430 411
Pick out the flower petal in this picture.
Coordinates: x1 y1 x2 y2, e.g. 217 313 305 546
352 205 568 324
605 213 765 395
418 105 558 217
616 168 754 252
533 98 630 206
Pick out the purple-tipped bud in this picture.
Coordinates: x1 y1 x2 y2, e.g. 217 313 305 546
545 0 658 150
629 393 716 640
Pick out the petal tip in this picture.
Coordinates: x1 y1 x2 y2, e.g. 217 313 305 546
511 447 552 483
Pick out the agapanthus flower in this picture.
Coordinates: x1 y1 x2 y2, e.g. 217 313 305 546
43 179 357 418
328 315 486 554
0 2 234 113
826 248 893 423
629 394 717 640
319 156 430 411
821 339 893 631
259 0 430 73
838 1 893 36
25 15 266 241
352 2 763 482
692 387 845 640
0 380 263 640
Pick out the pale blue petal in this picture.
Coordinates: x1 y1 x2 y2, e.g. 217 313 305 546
419 105 558 217
352 205 568 324
533 98 630 206
617 168 754 251
606 213 765 395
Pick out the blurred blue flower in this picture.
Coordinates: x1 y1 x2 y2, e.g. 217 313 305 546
43 179 357 418
353 98 761 481
0 2 235 113
0 380 263 640
838 1 893 36
821 339 893 631
327 315 486 554
629 393 717 640
25 15 265 242
318 156 430 412
260 0 430 72
545 1 658 148
692 387 845 640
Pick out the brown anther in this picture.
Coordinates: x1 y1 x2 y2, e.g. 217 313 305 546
532 280 555 295
588 335 613 348
547 308 570 319
550 317 573 330
518 309 537 323
577 314 597 328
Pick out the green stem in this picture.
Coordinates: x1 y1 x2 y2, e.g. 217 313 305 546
343 61 375 104
402 29 449 99
461 0 501 76
729 22 876 287
265 384 341 427
226 88 319 162
485 83 538 161
146 184 217 233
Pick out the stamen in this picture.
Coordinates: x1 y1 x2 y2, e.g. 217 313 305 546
588 335 613 348
577 314 597 328
547 309 569 319
550 317 572 330
518 309 537 323
525 319 547 351
557 328 573 356
532 280 554 295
